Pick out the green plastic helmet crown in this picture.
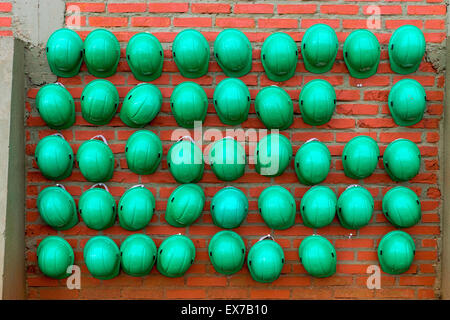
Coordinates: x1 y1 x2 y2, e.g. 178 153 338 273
81 79 119 126
35 134 74 181
389 25 425 75
79 184 116 231
255 133 293 177
213 78 251 126
37 185 78 230
383 139 421 181
120 234 157 277
295 139 331 185
337 185 374 229
261 33 298 82
84 236 120 280
157 234 196 278
209 138 246 181
83 29 120 78
382 186 421 228
209 231 246 275
46 28 83 78
126 130 162 175
170 82 208 128
342 136 380 179
343 29 380 79
167 139 204 183
258 186 296 230
211 187 248 229
37 236 74 279
118 185 155 231
378 230 415 275
299 235 337 278
36 83 75 130
255 86 294 130
214 29 252 78
120 83 162 128
301 24 338 74
299 79 336 126
388 79 426 127
77 136 115 183
165 184 205 228
127 32 164 82
172 29 210 78
300 186 337 229
247 236 285 283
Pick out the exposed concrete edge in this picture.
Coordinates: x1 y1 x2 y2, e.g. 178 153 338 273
0 37 26 300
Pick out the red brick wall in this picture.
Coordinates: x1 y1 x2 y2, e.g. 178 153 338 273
25 1 445 299
0 1 12 37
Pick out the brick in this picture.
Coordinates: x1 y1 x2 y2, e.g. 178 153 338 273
148 2 188 13
66 2 105 12
166 289 206 299
216 18 255 28
278 4 317 14
234 3 274 14
0 2 12 12
89 17 128 27
0 17 11 27
363 5 402 15
258 19 298 29
131 17 171 27
321 5 359 15
301 19 340 29
407 5 446 15
108 3 147 13
192 3 231 14
173 17 212 27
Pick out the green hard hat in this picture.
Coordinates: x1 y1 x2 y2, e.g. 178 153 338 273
388 79 426 127
255 86 294 130
209 138 246 181
36 83 75 130
255 133 293 177
170 82 208 128
299 235 337 278
126 32 164 82
295 139 331 185
337 185 374 229
261 33 298 82
301 24 338 74
209 230 246 275
300 186 337 229
213 78 251 126
118 185 155 231
157 234 196 278
81 79 119 126
378 230 415 275
77 136 115 183
37 185 78 230
37 236 74 279
84 236 120 280
35 134 74 181
342 136 380 179
299 79 336 126
83 29 120 78
167 139 204 183
258 186 296 230
343 29 380 79
120 234 157 277
79 184 117 231
214 29 252 78
120 83 162 128
382 186 421 228
165 184 205 228
125 130 162 175
46 28 83 78
389 25 425 75
172 29 210 78
211 187 248 229
383 139 421 181
247 236 285 283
